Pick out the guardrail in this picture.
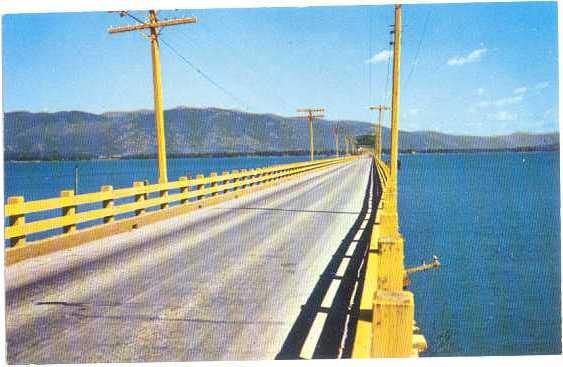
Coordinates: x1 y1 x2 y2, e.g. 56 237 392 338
352 156 427 358
4 156 356 265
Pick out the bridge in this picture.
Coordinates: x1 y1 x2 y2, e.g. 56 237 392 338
4 154 429 363
4 4 434 363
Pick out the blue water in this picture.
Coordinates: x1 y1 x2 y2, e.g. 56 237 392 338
3 155 315 241
398 152 561 356
3 152 561 356
4 155 316 201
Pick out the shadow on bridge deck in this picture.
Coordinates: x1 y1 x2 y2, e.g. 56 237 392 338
275 161 380 359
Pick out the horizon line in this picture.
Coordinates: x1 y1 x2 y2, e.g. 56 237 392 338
3 106 559 138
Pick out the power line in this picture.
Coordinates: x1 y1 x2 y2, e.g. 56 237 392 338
368 7 373 104
178 19 294 112
404 8 432 89
382 29 393 107
120 11 251 111
158 37 251 111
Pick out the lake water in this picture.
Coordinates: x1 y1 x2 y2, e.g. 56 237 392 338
3 152 561 356
3 155 317 242
398 151 561 356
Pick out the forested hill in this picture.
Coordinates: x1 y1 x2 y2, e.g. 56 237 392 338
4 107 559 160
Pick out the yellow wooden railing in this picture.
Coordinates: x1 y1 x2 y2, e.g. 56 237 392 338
352 156 427 358
4 156 356 264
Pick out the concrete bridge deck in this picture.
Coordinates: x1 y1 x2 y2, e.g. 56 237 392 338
5 157 374 363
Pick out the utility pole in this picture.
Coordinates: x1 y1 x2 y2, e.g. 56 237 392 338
296 108 325 161
333 126 340 158
390 4 401 195
369 105 389 160
108 11 197 183
74 165 79 195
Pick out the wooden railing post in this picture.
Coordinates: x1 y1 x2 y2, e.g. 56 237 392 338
210 172 218 196
179 175 190 204
240 169 248 189
133 181 146 216
160 187 169 210
371 290 414 357
377 235 405 292
7 196 25 247
196 174 205 200
101 185 114 223
232 169 240 191
222 171 229 194
60 190 77 234
248 168 258 187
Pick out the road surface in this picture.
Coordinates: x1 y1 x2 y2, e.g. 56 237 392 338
5 157 375 363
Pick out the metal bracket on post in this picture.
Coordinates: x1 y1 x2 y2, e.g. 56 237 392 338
403 256 441 287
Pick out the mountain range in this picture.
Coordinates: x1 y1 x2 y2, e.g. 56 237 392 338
3 107 559 160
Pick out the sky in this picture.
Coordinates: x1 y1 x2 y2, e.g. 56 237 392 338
1 1 559 135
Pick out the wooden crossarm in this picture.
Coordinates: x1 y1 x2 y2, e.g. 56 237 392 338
108 16 197 34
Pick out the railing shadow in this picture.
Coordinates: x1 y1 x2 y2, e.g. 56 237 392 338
5 165 347 302
275 160 380 359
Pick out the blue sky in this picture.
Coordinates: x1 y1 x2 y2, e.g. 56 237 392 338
2 1 559 135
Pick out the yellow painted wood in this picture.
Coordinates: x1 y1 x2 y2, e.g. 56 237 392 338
4 157 354 239
222 171 230 193
179 176 190 204
160 189 169 210
210 172 218 196
389 5 401 199
148 10 169 184
296 108 324 161
133 181 146 216
60 190 77 234
232 170 240 191
196 174 205 200
240 169 248 189
369 105 389 159
7 196 26 247
4 158 343 217
371 290 414 357
101 185 114 223
377 235 405 291
334 128 340 158
352 156 426 358
5 158 354 265
412 334 427 353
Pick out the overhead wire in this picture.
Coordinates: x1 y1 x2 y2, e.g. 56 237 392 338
120 11 251 111
368 7 373 105
382 28 393 108
404 8 432 90
158 37 251 111
172 27 296 115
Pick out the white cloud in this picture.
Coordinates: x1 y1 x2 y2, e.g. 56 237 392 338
513 87 527 94
487 111 517 121
447 48 487 66
535 81 549 90
366 50 392 64
495 95 523 106
476 88 485 96
478 95 523 108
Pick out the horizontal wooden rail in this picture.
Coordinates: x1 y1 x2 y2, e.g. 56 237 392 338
5 159 340 217
5 157 355 244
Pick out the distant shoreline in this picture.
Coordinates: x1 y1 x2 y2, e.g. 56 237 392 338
4 145 559 162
